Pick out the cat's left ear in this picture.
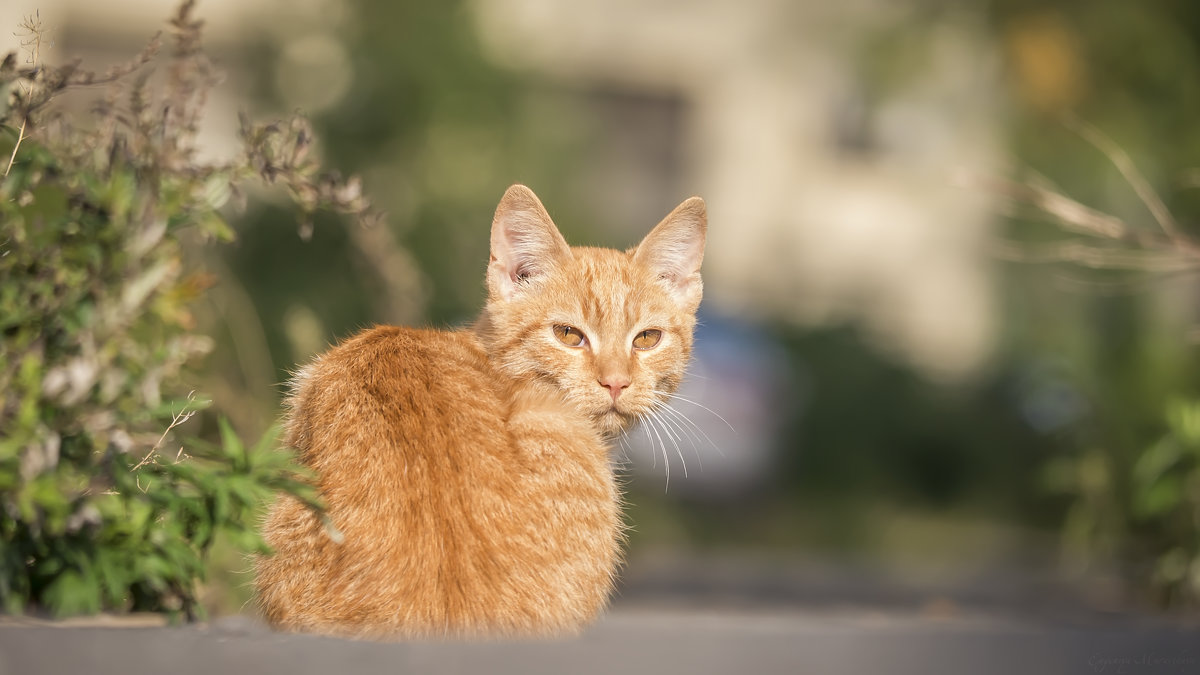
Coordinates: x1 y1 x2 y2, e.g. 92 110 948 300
634 196 706 307
488 184 573 301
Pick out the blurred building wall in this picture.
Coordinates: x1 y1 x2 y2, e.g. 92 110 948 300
474 0 1006 381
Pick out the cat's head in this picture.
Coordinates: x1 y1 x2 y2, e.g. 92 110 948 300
478 184 706 437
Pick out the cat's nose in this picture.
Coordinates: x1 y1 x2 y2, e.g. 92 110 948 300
598 375 631 402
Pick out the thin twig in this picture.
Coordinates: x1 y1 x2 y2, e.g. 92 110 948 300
975 174 1133 241
5 13 46 176
132 391 198 470
1049 268 1200 296
4 120 26 177
1064 115 1199 255
989 238 1199 272
1178 169 1200 191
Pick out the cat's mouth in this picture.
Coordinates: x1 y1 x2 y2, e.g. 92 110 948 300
595 405 638 435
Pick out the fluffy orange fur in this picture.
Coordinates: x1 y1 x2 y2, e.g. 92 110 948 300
255 185 706 638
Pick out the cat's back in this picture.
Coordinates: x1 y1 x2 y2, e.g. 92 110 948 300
284 324 506 469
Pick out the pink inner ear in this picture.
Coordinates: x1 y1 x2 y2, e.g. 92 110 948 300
640 235 704 292
489 186 573 299
633 197 706 290
499 222 554 283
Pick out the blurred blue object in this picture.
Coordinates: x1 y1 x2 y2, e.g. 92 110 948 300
623 310 797 499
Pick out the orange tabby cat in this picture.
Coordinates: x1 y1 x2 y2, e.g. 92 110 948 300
255 184 706 638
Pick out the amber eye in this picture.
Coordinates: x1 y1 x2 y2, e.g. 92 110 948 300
553 325 587 347
632 329 662 350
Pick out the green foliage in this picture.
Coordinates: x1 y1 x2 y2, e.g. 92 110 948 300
0 1 351 619
1044 399 1200 608
1127 400 1200 603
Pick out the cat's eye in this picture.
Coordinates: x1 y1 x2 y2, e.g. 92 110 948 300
632 329 662 350
553 325 587 347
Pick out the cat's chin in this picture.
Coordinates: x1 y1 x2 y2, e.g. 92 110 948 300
594 408 638 437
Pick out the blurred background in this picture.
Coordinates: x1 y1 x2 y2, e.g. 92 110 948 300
6 0 1200 620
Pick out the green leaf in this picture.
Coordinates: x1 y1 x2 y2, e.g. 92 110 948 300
199 212 236 243
1134 477 1183 519
1155 548 1190 584
1040 457 1078 494
224 526 269 555
43 569 102 617
16 183 71 225
1167 399 1200 446
95 548 130 608
217 417 244 464
1134 439 1182 487
252 424 283 457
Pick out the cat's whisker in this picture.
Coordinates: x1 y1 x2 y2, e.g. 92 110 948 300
653 390 737 433
655 402 704 470
638 410 676 487
660 409 698 474
650 390 730 461
638 416 658 470
650 407 681 446
653 408 690 465
657 399 724 459
649 408 688 481
652 398 700 441
616 430 635 466
642 411 673 491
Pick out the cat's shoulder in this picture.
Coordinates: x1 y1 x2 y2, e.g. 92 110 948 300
306 324 489 384
332 324 479 356
282 325 504 451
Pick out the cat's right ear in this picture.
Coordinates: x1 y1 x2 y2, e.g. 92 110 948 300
633 196 706 308
488 185 573 301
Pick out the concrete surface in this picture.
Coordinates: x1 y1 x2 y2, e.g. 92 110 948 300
1 607 1198 675
4 553 1198 675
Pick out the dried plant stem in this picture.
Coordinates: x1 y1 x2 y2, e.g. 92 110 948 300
4 118 26 177
5 13 45 176
1063 115 1195 253
989 238 1199 272
979 118 1200 282
132 391 199 471
980 174 1135 240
